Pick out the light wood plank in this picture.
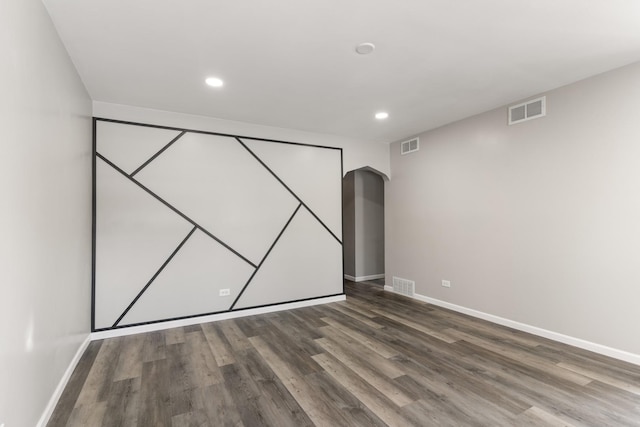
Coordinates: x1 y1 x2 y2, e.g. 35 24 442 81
320 316 399 358
445 328 593 386
248 336 351 426
312 352 417 426
516 406 577 427
315 337 414 406
49 281 640 427
325 303 385 329
557 362 640 396
201 322 236 367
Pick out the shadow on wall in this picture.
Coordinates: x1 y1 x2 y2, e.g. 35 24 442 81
343 167 385 282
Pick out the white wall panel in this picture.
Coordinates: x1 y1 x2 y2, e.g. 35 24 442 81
242 138 343 238
96 121 182 174
119 230 255 326
235 206 343 309
94 120 343 330
95 160 193 329
135 133 299 265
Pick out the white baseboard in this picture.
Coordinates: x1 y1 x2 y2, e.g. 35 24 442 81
344 274 384 282
384 285 640 366
92 294 346 340
37 334 92 427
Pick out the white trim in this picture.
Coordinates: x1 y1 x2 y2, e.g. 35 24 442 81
37 334 92 427
345 274 384 282
92 295 346 340
384 286 640 366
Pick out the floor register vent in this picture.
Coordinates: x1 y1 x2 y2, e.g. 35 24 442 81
508 96 546 125
400 137 419 155
392 276 415 296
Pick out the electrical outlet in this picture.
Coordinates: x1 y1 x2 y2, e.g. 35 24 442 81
219 289 230 296
441 280 451 288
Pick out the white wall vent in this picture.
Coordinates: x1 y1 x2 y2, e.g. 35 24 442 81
508 96 546 125
400 137 419 155
392 276 415 296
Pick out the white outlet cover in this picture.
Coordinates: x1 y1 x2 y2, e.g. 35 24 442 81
219 288 231 296
442 280 451 288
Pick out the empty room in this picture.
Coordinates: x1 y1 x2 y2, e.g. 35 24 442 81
3 0 640 426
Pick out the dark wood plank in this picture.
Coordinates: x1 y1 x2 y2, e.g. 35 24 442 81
48 280 640 426
138 359 171 426
46 340 102 427
102 377 140 427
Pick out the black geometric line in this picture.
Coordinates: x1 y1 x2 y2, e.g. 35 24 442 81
93 292 344 332
130 131 186 177
96 152 257 269
234 137 342 245
93 117 346 331
229 203 302 311
91 118 97 332
112 226 197 327
95 117 342 151
340 149 345 296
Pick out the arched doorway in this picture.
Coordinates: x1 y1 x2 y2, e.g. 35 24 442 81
342 167 386 286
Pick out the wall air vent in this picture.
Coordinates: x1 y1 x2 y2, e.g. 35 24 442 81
509 96 546 125
400 137 419 155
392 276 415 297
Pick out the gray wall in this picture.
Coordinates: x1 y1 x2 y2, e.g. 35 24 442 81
355 170 385 278
343 172 356 277
0 0 92 425
386 61 640 356
344 169 385 279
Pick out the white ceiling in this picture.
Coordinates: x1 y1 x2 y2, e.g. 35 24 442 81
43 0 640 143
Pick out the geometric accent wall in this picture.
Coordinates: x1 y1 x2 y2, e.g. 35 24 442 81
92 118 343 331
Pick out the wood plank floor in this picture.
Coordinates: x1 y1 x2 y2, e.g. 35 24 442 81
48 280 640 426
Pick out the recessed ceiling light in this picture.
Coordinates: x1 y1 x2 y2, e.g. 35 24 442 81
355 42 376 55
205 77 224 87
375 112 389 120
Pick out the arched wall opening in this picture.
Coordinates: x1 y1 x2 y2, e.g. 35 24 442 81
342 167 386 283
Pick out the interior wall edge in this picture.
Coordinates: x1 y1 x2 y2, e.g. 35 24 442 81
92 101 391 179
36 334 92 427
91 294 346 340
345 274 385 282
384 286 640 366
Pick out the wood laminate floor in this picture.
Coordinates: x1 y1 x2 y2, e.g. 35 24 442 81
48 281 640 426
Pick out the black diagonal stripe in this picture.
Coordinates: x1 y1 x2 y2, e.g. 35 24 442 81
96 152 257 268
130 131 186 177
234 137 342 245
91 118 98 332
229 203 302 310
112 226 197 327
95 117 343 150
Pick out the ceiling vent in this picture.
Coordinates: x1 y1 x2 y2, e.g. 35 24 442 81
508 96 546 125
400 137 419 155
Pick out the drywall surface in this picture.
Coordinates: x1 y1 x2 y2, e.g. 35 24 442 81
343 172 356 277
93 102 390 179
93 120 343 329
386 61 640 355
0 0 92 425
354 170 385 277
